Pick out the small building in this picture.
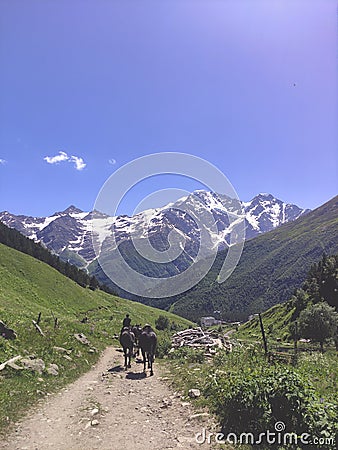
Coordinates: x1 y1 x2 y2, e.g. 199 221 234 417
201 316 220 327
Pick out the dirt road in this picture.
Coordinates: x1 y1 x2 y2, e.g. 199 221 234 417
2 347 218 449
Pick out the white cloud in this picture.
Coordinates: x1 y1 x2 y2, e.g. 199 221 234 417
109 158 116 165
44 151 69 164
0 159 6 165
70 155 86 171
44 151 86 170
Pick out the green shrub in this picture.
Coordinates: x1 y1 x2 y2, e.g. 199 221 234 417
170 321 181 331
155 315 170 331
155 332 172 358
204 365 337 449
169 347 205 363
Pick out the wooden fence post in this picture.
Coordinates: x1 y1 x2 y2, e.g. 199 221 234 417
258 313 268 356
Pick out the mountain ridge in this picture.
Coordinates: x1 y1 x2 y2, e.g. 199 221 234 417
1 193 336 322
0 191 310 272
166 195 338 321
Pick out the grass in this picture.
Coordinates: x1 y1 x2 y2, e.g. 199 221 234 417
0 243 193 433
164 344 338 449
296 350 338 404
235 303 295 343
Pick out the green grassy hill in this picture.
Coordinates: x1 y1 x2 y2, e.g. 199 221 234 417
236 302 295 343
168 196 338 321
236 253 338 345
0 242 192 432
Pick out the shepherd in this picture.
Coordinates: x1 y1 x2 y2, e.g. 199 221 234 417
139 324 157 376
122 314 131 329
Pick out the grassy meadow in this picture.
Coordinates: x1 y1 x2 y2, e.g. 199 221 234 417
0 243 192 432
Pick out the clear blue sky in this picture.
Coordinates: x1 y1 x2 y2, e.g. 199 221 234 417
0 0 337 217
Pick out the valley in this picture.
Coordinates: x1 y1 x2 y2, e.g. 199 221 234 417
145 195 338 321
1 2 336 448
0 191 317 319
0 243 191 432
0 201 337 449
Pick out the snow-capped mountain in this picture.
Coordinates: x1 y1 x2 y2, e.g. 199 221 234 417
0 192 310 274
242 192 310 239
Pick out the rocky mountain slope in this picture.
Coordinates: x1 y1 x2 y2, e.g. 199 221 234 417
0 192 309 276
166 196 338 322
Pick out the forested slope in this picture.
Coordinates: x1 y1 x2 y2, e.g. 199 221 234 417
169 196 338 321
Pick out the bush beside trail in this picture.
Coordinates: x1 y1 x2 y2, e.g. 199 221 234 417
166 344 338 450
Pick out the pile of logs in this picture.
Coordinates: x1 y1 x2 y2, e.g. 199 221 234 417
171 327 232 352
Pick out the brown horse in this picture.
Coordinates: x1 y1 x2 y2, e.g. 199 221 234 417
139 325 157 376
119 327 135 369
131 324 142 357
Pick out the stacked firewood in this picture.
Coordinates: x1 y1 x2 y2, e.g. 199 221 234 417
171 327 232 352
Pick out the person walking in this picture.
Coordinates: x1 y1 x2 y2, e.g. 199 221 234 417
122 314 131 329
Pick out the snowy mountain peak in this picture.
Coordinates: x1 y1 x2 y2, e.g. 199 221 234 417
257 192 274 198
65 205 83 214
0 191 310 271
55 205 84 215
255 193 275 201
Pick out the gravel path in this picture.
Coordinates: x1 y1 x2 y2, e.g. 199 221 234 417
2 347 218 449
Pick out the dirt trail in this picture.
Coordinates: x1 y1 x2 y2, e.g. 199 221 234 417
2 347 218 449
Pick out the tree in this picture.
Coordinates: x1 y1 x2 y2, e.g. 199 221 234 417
304 254 338 308
155 315 170 331
298 302 338 352
0 221 108 293
89 276 99 291
290 289 309 320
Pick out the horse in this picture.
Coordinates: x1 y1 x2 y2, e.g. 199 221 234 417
119 327 135 369
139 325 157 376
131 324 142 357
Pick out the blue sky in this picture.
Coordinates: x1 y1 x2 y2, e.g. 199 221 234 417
0 0 337 217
